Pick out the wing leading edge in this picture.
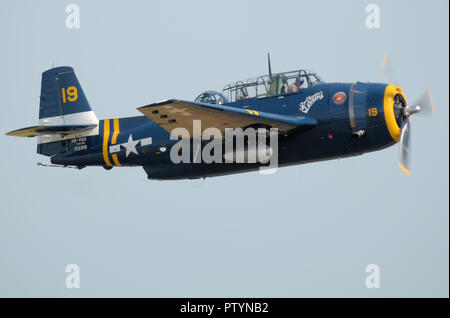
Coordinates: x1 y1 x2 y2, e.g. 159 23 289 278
137 99 317 136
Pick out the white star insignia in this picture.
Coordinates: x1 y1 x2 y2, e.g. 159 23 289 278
121 134 140 157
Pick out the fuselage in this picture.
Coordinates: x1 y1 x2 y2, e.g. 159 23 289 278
51 82 403 179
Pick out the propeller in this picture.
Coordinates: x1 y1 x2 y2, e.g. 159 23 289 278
398 119 411 175
381 52 434 175
414 88 435 116
381 52 399 86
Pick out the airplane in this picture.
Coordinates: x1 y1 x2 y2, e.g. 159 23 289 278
6 54 433 180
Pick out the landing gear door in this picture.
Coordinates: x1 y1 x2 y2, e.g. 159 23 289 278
349 82 368 132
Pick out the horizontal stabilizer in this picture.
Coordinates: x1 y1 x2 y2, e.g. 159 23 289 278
6 124 97 137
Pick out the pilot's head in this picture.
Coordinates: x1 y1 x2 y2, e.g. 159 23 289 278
296 77 304 87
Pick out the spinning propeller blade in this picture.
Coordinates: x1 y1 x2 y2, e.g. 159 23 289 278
414 88 435 116
398 120 411 176
381 52 399 86
381 52 434 175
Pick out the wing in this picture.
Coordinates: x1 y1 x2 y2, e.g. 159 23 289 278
137 99 317 136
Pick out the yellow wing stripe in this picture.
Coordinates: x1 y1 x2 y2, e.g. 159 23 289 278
102 120 112 167
246 109 259 116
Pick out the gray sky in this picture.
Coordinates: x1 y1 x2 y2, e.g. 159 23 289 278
0 0 448 297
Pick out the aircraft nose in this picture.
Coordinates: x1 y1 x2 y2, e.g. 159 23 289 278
382 84 408 142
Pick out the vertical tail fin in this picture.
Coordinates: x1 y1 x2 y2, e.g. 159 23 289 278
37 66 99 155
39 66 98 124
6 66 100 157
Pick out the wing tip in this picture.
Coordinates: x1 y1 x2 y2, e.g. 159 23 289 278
5 129 37 137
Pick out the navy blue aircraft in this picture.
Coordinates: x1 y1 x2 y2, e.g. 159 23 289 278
7 54 432 180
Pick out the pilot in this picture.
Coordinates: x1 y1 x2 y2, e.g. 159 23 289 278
287 77 304 93
281 78 288 94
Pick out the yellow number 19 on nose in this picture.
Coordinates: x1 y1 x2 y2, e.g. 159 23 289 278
368 107 378 117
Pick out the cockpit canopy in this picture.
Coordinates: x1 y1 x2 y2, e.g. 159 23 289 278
195 91 228 105
222 70 323 103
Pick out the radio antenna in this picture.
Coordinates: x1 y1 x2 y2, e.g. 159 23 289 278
267 53 272 78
